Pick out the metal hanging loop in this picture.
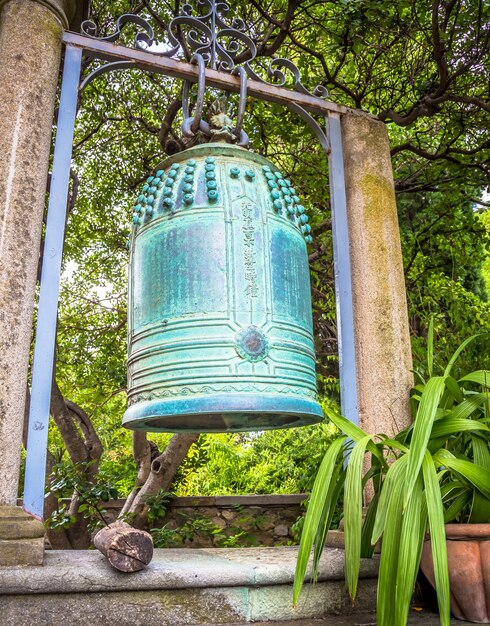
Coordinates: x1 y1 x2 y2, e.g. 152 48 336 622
232 66 249 148
182 53 210 137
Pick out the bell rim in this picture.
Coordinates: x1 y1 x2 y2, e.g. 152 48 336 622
122 393 324 433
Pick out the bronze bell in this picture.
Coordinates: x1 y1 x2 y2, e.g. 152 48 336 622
123 142 322 432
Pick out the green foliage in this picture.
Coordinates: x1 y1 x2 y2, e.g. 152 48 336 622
294 333 490 626
46 461 119 532
144 490 174 525
173 512 220 542
175 421 338 496
482 211 490 290
398 190 490 376
216 530 255 548
149 525 183 548
46 506 78 531
150 512 259 548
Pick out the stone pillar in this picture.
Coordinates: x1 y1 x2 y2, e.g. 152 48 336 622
0 0 78 565
341 113 413 436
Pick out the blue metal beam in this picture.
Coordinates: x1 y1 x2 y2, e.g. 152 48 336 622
327 112 359 425
23 46 82 520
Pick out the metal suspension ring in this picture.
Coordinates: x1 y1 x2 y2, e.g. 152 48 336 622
232 66 248 145
182 53 208 137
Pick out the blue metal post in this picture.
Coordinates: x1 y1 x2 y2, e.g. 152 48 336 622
23 45 82 520
326 112 359 425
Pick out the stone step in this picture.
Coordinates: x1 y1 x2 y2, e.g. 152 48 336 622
0 546 378 626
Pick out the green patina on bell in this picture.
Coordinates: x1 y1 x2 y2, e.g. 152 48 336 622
123 142 323 432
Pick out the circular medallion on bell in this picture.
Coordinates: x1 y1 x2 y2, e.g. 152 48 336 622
235 326 270 362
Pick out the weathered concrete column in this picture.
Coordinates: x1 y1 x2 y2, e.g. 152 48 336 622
0 0 78 565
341 113 413 436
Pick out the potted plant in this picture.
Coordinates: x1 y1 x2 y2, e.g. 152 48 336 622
293 329 490 626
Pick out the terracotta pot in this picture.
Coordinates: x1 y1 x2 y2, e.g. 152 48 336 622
420 524 490 623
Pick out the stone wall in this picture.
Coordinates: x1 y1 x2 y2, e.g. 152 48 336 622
103 494 307 548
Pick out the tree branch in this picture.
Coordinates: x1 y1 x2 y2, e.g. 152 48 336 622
122 433 199 529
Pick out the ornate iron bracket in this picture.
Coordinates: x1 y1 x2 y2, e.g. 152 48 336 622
80 1 330 151
81 3 329 95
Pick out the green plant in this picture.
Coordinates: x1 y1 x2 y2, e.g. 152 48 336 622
46 460 119 533
143 490 174 526
176 512 220 542
294 329 490 626
150 524 183 548
176 423 338 496
215 529 257 548
150 513 225 546
150 511 269 548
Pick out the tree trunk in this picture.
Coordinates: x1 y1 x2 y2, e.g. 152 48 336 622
120 431 155 516
122 433 199 529
50 379 103 471
47 378 104 548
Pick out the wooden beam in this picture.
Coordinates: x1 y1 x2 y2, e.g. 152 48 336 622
63 31 352 117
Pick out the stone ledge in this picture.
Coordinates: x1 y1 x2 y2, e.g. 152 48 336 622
174 494 308 508
0 547 379 626
0 580 379 626
0 547 378 595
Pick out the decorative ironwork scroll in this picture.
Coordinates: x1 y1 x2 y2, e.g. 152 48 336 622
80 0 329 100
80 0 330 150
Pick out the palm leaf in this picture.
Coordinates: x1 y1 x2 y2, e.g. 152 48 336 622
434 449 490 499
440 480 465 500
372 455 407 545
378 437 409 453
472 434 490 470
428 436 450 455
451 393 490 419
444 491 472 523
395 474 424 625
444 375 463 403
469 435 490 523
344 435 373 600
405 376 446 507
312 460 345 571
362 463 381 488
430 418 490 438
323 408 384 463
444 334 481 377
361 492 379 558
422 452 450 626
376 461 406 626
427 316 434 378
470 490 490 523
293 436 346 605
458 370 490 388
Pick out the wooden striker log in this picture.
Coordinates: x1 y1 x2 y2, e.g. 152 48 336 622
93 521 153 572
